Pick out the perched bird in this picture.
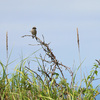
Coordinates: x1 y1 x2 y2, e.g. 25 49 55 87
30 27 37 38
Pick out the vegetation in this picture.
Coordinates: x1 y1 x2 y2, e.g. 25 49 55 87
0 30 100 100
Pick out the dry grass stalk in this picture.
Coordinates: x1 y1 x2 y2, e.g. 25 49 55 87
6 32 8 74
77 28 80 52
6 32 8 62
77 28 82 83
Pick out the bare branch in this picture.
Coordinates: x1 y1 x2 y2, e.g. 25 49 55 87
22 34 73 86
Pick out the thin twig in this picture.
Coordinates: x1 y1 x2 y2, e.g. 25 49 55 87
22 35 32 38
22 34 73 86
25 66 44 83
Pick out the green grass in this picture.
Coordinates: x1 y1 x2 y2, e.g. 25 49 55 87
0 56 99 100
0 32 99 100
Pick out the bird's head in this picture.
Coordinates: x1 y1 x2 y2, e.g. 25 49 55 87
32 27 36 29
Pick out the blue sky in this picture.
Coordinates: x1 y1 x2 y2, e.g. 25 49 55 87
0 0 100 88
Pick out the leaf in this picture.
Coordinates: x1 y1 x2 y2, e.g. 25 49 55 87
94 70 98 75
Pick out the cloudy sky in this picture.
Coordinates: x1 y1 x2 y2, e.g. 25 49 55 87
0 0 100 87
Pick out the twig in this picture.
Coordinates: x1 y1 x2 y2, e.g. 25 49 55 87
22 35 32 38
25 66 44 83
22 34 73 86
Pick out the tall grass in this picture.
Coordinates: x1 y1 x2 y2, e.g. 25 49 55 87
0 31 99 100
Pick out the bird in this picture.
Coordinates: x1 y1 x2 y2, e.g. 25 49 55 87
30 27 37 38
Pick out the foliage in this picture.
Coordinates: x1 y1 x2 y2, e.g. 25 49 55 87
0 35 100 100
